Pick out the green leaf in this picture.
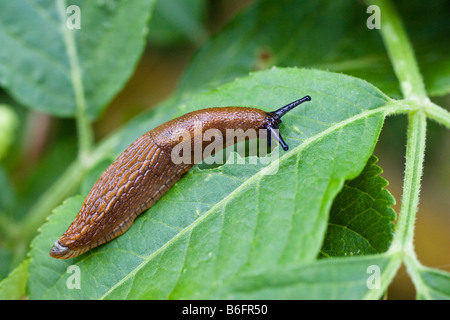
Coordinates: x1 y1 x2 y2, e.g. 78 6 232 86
178 0 450 98
0 258 29 300
416 267 450 300
148 0 206 46
0 0 155 119
320 155 396 258
28 68 392 299
28 196 84 298
218 253 401 299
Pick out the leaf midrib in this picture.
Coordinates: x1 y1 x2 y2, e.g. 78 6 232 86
100 104 392 299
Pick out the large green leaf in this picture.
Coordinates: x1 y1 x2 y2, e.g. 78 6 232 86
28 68 392 299
0 0 155 119
217 253 401 299
178 0 450 98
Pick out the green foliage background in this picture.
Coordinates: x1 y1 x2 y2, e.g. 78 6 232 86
0 0 449 299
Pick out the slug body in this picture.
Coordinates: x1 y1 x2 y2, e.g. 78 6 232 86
50 96 311 259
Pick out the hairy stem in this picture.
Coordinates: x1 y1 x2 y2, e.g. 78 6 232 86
373 0 428 253
391 111 427 252
375 0 428 102
424 102 450 129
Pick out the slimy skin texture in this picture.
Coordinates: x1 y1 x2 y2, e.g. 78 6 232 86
50 97 311 259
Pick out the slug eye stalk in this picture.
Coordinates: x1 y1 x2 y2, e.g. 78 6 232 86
272 95 311 120
267 95 311 151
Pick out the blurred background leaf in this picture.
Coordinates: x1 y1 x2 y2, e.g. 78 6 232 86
148 0 207 47
177 0 450 98
0 0 448 300
0 0 155 119
415 266 450 300
0 258 29 299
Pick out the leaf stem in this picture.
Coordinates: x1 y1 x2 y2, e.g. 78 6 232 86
390 110 427 252
424 102 450 129
374 1 437 299
374 0 428 102
57 0 94 159
374 0 429 253
384 99 450 130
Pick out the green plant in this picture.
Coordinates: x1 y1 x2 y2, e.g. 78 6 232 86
0 0 448 299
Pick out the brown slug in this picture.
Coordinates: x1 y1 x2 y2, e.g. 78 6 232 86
50 96 311 259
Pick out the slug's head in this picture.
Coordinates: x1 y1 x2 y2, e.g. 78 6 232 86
264 95 311 151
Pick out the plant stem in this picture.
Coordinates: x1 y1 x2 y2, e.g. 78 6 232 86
375 0 428 102
57 0 94 159
390 111 427 252
424 102 450 129
373 0 428 255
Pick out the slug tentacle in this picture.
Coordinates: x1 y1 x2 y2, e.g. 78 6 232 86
50 97 311 259
270 95 311 120
265 95 311 151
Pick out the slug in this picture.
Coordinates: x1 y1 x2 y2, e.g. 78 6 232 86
50 96 311 259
